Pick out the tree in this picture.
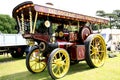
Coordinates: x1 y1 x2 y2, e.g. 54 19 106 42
96 10 105 17
112 10 120 29
94 10 109 30
113 10 120 17
96 10 120 29
0 14 17 33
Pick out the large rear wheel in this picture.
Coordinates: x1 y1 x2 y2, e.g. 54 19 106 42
85 34 106 68
26 46 46 73
47 48 70 79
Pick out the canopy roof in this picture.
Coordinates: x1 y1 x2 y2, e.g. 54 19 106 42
13 1 109 24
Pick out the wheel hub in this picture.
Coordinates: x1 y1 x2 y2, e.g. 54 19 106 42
92 47 99 54
55 59 64 67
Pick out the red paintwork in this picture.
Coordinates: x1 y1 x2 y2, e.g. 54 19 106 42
58 41 74 48
69 32 78 42
34 5 108 24
70 45 85 60
76 45 85 60
23 33 49 43
32 34 49 43
79 26 92 43
64 33 69 37
57 38 85 61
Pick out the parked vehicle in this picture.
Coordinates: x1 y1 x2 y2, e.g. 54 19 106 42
12 1 108 79
0 33 28 58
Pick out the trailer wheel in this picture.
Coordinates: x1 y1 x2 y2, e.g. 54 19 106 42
85 34 106 68
11 47 24 58
48 48 70 79
26 46 46 73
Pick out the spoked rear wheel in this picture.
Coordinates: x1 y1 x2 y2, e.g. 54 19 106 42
85 34 106 68
26 46 46 73
47 48 70 79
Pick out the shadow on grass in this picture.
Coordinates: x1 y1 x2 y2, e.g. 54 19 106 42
0 61 92 80
0 70 52 80
68 61 91 74
0 55 26 63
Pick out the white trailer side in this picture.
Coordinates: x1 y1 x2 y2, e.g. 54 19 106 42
0 34 28 58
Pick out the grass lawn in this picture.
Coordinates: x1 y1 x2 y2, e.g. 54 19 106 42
0 53 120 80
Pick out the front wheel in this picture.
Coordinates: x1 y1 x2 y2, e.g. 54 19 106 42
85 34 106 68
47 48 70 79
26 46 46 73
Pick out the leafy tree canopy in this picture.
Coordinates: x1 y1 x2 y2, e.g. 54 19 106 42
0 14 17 34
96 10 120 29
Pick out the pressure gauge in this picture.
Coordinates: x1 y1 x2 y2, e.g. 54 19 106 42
44 20 51 28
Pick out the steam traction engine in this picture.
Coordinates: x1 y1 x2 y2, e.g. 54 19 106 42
13 1 108 79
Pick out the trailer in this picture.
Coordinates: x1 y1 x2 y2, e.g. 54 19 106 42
0 33 27 58
100 28 120 51
12 1 109 79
